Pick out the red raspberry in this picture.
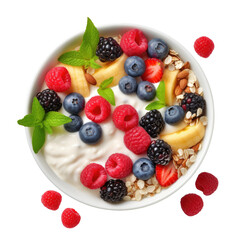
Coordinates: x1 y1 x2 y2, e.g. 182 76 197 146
45 67 71 92
85 96 111 123
80 163 107 189
124 126 151 155
194 36 214 58
41 190 62 210
195 172 218 196
112 104 139 131
105 153 133 178
120 29 148 56
61 208 81 228
180 193 204 216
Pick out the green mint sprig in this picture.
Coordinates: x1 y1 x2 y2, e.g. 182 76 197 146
97 77 115 106
145 81 166 110
58 17 101 69
17 97 71 153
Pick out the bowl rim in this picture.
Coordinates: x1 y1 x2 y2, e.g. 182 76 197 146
26 24 214 211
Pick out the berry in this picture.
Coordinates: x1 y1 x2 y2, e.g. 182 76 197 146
63 92 85 115
181 93 206 117
137 81 156 101
45 67 71 92
61 208 81 228
41 190 62 211
119 76 138 94
64 115 83 133
124 56 146 77
120 29 148 56
96 37 123 62
112 104 139 131
164 105 185 125
80 163 107 189
85 96 111 123
180 194 204 216
79 122 102 145
195 172 218 196
139 110 165 138
147 38 169 60
155 161 178 187
105 153 133 178
100 179 127 202
141 58 164 83
36 89 62 112
124 126 151 155
132 158 155 180
194 36 214 58
147 139 172 165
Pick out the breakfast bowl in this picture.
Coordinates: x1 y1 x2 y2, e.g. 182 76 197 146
25 23 214 210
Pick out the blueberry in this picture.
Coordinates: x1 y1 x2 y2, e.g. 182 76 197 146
132 158 155 180
119 76 138 94
64 115 83 133
137 81 156 101
148 38 169 60
164 105 185 125
79 122 102 144
124 56 146 77
63 93 85 115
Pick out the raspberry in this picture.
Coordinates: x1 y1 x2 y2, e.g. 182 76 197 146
195 172 218 196
45 67 71 92
194 36 214 58
85 96 111 123
180 193 204 216
120 29 148 56
112 104 139 131
41 190 62 210
80 163 107 189
105 153 133 178
124 126 151 155
61 208 81 228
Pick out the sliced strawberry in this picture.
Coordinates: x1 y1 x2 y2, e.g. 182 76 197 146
141 58 164 83
155 161 178 187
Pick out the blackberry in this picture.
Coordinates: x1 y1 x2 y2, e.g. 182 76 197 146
100 179 127 202
139 110 165 138
147 139 172 165
181 93 206 118
96 37 123 62
36 89 62 112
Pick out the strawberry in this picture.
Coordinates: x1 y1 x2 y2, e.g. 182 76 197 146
141 58 164 83
155 161 178 187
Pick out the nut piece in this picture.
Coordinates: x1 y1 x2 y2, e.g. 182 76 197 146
181 61 190 70
85 73 97 85
177 69 189 80
175 85 183 95
179 79 188 89
184 86 191 93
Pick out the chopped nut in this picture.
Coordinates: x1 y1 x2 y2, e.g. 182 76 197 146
147 185 156 193
190 86 196 93
169 49 178 56
180 167 188 175
146 179 152 185
189 155 197 163
186 111 192 119
177 69 189 80
200 116 208 126
177 148 184 157
137 180 145 189
184 86 191 93
168 64 176 71
126 174 136 183
175 60 184 69
135 190 142 201
180 79 188 89
175 85 183 95
181 61 190 70
164 55 172 65
197 108 203 117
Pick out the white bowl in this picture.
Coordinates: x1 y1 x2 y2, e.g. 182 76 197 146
26 25 214 210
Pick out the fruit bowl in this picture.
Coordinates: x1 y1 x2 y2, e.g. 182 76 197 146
26 25 214 210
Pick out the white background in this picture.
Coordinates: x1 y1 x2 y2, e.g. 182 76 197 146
1 0 239 239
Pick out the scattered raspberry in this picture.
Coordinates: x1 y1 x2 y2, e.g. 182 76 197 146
180 193 204 216
41 190 62 210
105 153 133 178
120 29 148 56
112 104 139 131
85 96 111 123
194 36 214 58
61 208 81 228
45 67 71 92
80 163 107 189
124 126 151 155
195 172 218 196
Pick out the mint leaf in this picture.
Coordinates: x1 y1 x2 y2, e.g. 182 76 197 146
58 51 89 66
89 57 102 69
32 125 45 153
145 101 165 110
156 81 166 105
43 121 53 134
97 88 115 106
17 114 36 127
79 41 93 60
32 97 45 123
100 77 114 89
44 112 72 127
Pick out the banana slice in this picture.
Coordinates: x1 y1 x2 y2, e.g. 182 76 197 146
160 121 205 152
